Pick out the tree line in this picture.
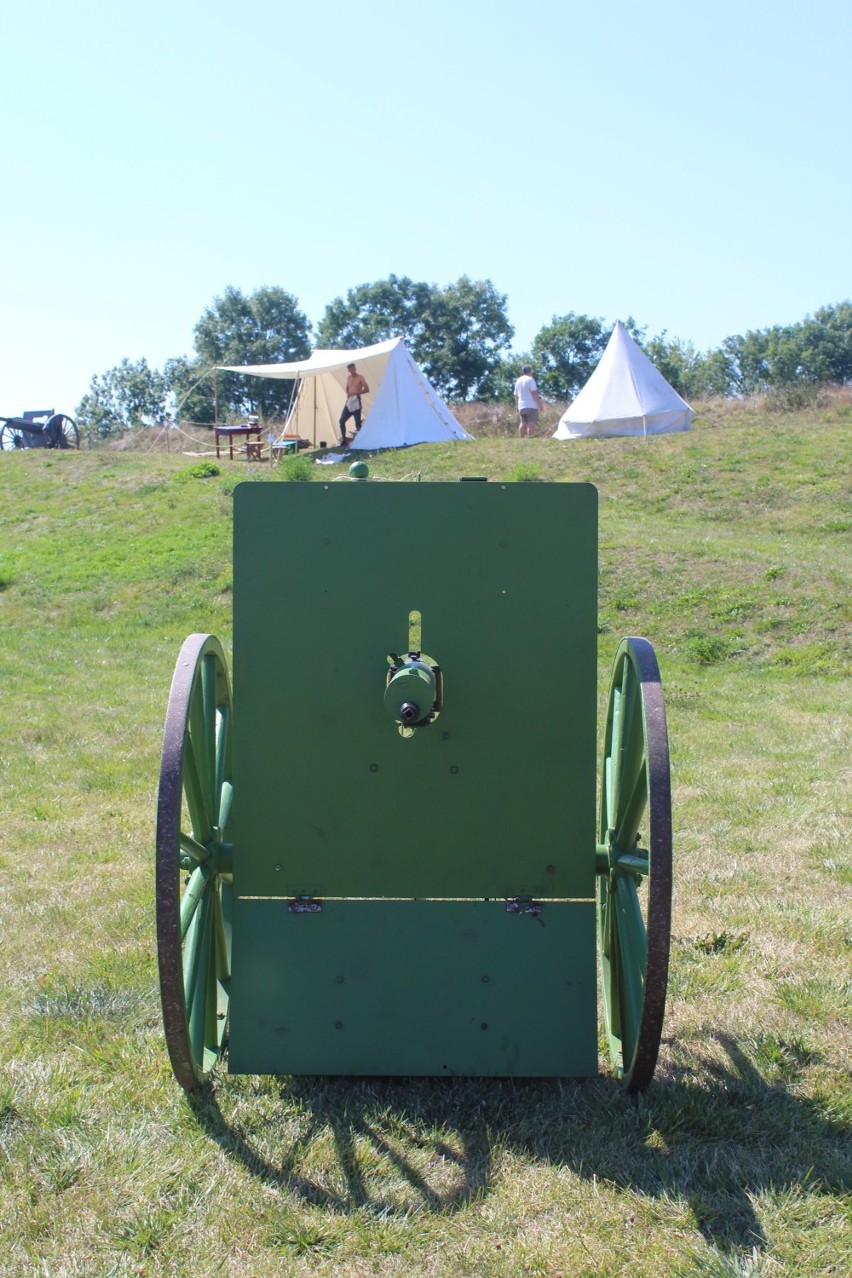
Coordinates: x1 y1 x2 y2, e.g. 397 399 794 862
75 279 852 438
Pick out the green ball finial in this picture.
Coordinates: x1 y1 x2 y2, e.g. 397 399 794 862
349 461 369 480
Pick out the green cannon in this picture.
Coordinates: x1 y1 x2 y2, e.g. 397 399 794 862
156 480 672 1091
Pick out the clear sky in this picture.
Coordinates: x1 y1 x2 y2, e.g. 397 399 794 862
2 0 850 416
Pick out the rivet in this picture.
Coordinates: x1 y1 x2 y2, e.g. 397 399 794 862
335 975 345 984
546 864 556 874
274 863 282 872
450 765 460 775
481 1022 489 1030
369 763 379 773
335 1020 343 1029
481 975 490 984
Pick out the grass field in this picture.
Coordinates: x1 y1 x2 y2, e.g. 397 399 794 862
1 396 849 1277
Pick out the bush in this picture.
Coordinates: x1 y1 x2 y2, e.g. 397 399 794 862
276 455 313 482
685 633 731 665
175 461 220 482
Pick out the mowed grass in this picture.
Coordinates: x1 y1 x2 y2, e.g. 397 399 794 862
0 398 849 1277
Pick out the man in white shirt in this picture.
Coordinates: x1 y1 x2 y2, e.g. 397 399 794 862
513 365 543 437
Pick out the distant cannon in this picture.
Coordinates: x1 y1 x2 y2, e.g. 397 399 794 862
0 410 79 450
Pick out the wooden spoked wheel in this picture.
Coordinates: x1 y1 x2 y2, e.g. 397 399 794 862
0 422 25 450
597 637 672 1091
156 634 234 1090
46 414 80 449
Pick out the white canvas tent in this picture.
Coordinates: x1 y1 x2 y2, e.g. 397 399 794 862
553 321 693 439
219 337 472 450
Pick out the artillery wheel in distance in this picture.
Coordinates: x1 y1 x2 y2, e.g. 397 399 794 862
156 633 234 1090
45 414 80 448
0 422 25 450
597 636 672 1091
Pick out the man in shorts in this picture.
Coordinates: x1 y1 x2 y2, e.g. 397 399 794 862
339 363 370 445
513 364 543 437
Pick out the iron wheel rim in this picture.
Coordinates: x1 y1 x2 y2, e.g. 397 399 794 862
156 633 234 1090
597 636 672 1091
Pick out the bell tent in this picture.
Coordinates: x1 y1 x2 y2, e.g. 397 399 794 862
219 337 472 450
553 321 693 440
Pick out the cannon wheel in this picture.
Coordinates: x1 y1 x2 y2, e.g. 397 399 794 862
156 634 234 1090
0 422 24 450
46 414 80 449
597 636 672 1091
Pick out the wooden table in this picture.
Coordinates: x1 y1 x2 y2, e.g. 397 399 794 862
215 424 262 459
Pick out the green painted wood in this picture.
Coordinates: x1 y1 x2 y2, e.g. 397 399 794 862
231 482 598 901
227 898 597 1077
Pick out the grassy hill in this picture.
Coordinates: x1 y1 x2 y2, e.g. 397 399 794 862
0 397 849 1276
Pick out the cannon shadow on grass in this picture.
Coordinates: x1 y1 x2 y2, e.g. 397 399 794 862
190 1034 849 1255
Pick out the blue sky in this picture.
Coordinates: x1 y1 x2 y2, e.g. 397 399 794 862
2 0 850 415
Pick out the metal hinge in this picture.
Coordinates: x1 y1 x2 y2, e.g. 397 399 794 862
288 897 323 915
505 897 544 923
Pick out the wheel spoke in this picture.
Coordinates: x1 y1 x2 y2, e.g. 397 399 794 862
218 779 233 833
183 887 210 1011
180 866 211 941
212 882 231 983
188 685 213 835
188 896 214 1065
179 831 211 865
615 758 648 852
215 706 230 807
613 877 647 1062
201 654 218 811
183 725 213 843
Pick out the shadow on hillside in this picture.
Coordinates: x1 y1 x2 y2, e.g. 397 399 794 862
190 1034 848 1255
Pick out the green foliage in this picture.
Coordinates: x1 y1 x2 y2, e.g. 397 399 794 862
693 930 750 955
685 633 732 665
531 313 644 401
275 454 313 481
644 333 736 399
163 354 216 426
175 461 220 481
316 274 514 400
75 356 167 439
723 301 852 394
192 284 312 419
506 461 542 482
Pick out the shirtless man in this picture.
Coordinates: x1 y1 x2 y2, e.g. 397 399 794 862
339 363 370 445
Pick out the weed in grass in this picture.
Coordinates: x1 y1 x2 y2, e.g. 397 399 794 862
275 454 314 481
693 931 750 956
748 1033 818 1081
768 642 836 675
506 461 542 482
175 460 220 481
686 633 732 665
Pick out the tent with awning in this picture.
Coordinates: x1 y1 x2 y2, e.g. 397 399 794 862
553 321 693 439
219 337 472 450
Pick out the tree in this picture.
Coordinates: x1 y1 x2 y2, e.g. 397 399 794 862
722 302 852 394
316 275 514 400
192 285 312 419
76 357 168 439
163 356 216 426
530 314 644 401
643 333 736 399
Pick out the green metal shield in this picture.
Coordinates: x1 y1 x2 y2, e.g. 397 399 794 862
227 480 598 1076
